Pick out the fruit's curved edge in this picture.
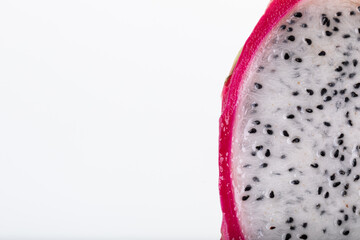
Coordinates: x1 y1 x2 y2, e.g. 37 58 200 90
219 0 302 239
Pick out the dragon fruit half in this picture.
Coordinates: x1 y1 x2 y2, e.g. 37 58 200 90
219 0 360 239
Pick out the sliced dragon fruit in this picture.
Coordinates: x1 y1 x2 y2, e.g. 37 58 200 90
219 0 360 239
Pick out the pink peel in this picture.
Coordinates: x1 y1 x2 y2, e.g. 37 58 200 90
219 0 302 239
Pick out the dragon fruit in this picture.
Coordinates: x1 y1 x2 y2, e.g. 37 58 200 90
219 0 360 239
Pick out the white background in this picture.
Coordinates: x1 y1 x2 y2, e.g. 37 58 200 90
0 0 269 239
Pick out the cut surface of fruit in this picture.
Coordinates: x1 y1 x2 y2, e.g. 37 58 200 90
219 0 360 239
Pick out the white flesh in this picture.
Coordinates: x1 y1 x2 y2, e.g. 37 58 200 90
234 0 360 239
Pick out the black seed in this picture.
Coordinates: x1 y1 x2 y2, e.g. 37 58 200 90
245 185 252 191
252 103 258 108
330 174 336 181
353 158 357 167
253 120 261 125
306 89 314 95
295 58 302 63
337 219 343 226
291 180 300 185
321 88 327 96
333 90 338 96
340 155 345 161
301 23 307 28
290 226 296 230
354 59 358 67
343 34 351 39
320 151 326 156
351 11 356 15
338 140 344 145
242 195 250 201
249 128 257 134
333 27 339 32
288 35 295 41
318 51 326 56
317 105 324 110
324 95 332 101
254 82 262 89
296 106 302 111
281 155 287 159
269 191 275 198
302 223 307 228
288 167 294 172
342 191 348 196
354 83 360 89
323 228 327 233
342 61 349 66
339 169 345 175
325 31 333 36
255 145 263 150
344 214 349 221
285 233 291 240
294 12 302 17
344 183 349 190
287 27 293 32
333 182 341 187
257 66 265 73
256 195 264 201
328 82 335 87
286 217 294 223
340 89 347 95
323 121 331 127
353 205 357 213
292 138 300 143
260 163 268 168
345 97 350 103
352 174 359 181
284 53 290 60
348 120 353 126
347 169 352 176
306 108 313 113
333 17 340 23
270 226 276 230
318 187 323 195
349 73 356 78
352 92 358 97
265 149 271 157
287 114 295 119
316 203 321 209
282 130 289 137
292 91 299 96
335 66 343 72
299 234 307 239
267 129 273 135
337 12 342 16
304 38 312 45
251 151 256 156
322 16 330 26
334 149 339 158
311 163 319 168
324 192 329 198
280 25 287 30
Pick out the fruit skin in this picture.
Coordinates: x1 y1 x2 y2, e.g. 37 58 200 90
219 0 302 239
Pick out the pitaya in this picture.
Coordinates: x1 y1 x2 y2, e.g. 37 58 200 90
219 0 360 239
